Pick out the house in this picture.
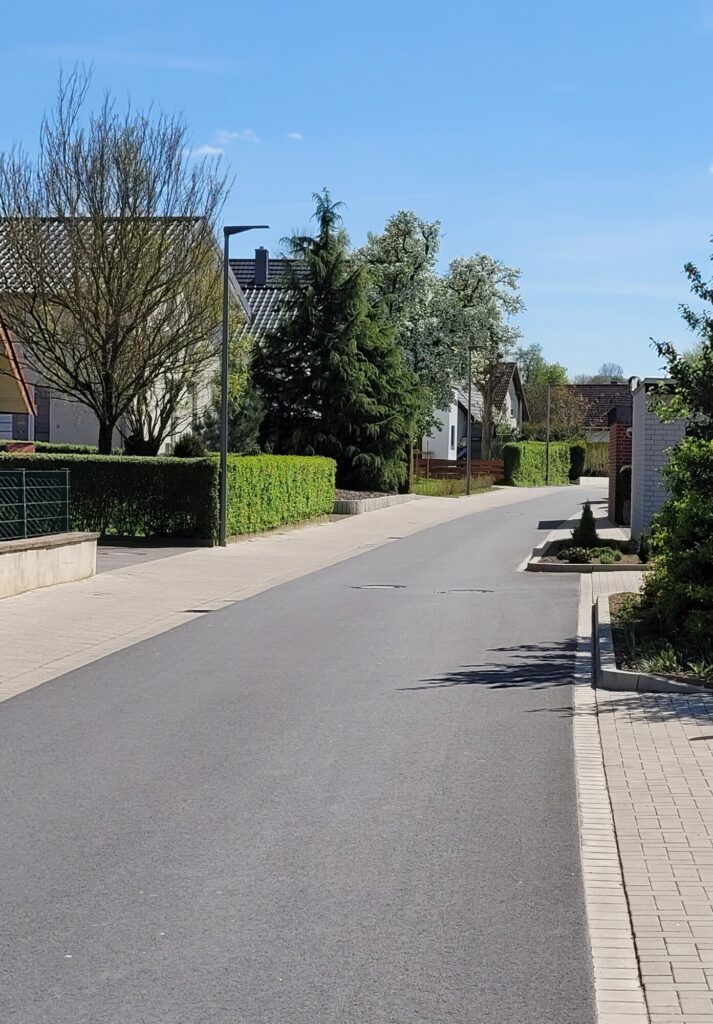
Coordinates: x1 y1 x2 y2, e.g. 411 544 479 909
564 382 633 442
0 316 35 439
629 378 686 538
229 247 307 341
0 217 251 450
422 362 528 460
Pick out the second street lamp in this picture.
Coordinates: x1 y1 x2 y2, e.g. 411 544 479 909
220 224 269 547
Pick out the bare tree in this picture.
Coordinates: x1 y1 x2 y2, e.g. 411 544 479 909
0 70 231 452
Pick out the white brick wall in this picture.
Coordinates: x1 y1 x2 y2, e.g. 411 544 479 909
630 384 686 537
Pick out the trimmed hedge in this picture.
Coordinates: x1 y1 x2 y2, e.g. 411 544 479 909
502 441 572 486
225 455 335 535
0 439 100 454
584 441 609 477
0 451 335 541
0 452 218 539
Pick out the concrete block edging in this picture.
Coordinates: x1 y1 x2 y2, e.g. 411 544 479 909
332 494 417 515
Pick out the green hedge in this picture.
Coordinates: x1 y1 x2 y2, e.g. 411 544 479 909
0 439 101 454
225 455 335 534
584 441 609 477
0 451 335 541
0 452 218 539
502 441 572 486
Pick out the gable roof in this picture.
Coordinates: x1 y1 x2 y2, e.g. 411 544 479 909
493 362 529 421
565 382 632 427
229 256 308 340
0 315 35 415
0 216 252 319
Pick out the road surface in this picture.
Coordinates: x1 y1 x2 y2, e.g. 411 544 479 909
1 488 597 1023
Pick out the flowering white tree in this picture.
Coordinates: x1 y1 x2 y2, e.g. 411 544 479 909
447 255 524 458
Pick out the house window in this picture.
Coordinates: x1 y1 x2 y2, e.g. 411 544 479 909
450 425 456 450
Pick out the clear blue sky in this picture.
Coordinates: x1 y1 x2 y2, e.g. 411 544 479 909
2 0 712 376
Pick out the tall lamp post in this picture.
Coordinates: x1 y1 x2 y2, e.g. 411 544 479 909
220 224 269 546
465 345 473 496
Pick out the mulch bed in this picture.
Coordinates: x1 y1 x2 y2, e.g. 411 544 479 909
609 592 712 688
540 552 643 564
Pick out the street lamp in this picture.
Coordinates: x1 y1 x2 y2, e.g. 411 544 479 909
220 224 269 546
466 345 473 496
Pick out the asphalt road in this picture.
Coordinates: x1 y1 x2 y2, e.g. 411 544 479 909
1 488 598 1024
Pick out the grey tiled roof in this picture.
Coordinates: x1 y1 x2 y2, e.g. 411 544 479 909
566 383 632 427
0 217 251 318
230 257 308 340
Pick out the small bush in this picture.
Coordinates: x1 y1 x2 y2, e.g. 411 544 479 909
620 537 639 555
568 546 592 563
596 547 621 564
502 441 571 486
572 501 598 548
173 432 208 458
569 441 586 482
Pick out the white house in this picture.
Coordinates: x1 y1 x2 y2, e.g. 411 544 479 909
423 362 528 460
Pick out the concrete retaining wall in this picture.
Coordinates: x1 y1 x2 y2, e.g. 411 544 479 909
0 532 98 600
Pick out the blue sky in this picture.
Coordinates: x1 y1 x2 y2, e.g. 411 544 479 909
1 0 712 376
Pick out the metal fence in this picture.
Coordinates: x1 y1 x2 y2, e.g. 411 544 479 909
0 469 70 540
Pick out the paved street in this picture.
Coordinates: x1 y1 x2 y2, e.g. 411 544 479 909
1 488 597 1023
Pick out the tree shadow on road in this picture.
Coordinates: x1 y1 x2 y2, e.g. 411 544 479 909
400 639 577 692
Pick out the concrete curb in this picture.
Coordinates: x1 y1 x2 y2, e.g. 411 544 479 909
332 494 417 515
595 594 705 694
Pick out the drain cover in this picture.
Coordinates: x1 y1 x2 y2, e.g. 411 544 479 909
435 588 493 594
351 584 405 590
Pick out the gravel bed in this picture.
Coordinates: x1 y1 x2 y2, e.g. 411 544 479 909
334 488 394 500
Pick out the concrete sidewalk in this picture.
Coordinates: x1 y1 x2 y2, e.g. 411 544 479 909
1 485 578 704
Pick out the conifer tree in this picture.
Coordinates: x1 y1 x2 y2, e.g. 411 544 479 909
252 190 422 491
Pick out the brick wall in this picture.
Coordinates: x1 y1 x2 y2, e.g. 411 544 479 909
608 412 632 523
630 385 686 538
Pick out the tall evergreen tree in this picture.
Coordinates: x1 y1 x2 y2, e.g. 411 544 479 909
252 190 422 491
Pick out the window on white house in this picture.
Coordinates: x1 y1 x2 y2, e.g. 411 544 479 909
450 425 455 449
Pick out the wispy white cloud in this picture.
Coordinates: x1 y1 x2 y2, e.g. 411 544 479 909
185 144 224 158
286 132 304 141
20 44 233 73
216 129 260 144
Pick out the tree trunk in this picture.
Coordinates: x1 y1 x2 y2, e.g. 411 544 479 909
98 421 115 455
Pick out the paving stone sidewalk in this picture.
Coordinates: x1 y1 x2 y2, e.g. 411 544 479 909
583 573 713 1023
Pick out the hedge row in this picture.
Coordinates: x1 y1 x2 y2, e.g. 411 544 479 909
0 439 101 454
226 455 335 534
502 441 573 486
0 452 336 540
0 452 218 539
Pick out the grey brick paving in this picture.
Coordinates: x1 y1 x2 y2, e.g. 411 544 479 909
582 574 713 1023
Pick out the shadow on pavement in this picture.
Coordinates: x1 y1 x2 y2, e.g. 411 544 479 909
401 638 577 691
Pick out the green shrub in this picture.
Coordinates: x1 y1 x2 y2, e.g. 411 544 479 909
596 547 621 564
502 441 571 486
225 455 335 535
173 432 208 458
572 501 599 548
0 452 218 539
636 438 713 660
569 441 587 481
568 546 592 563
584 441 609 477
